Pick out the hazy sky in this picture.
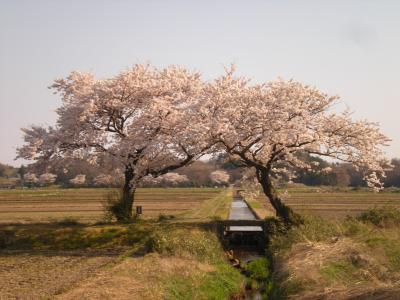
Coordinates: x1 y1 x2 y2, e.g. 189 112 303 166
1 1 399 166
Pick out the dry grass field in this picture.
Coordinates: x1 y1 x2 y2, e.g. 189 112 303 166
0 188 223 223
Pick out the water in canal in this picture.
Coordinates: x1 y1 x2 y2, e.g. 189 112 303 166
226 196 268 300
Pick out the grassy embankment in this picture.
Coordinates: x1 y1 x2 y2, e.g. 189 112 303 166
0 188 247 299
245 188 400 299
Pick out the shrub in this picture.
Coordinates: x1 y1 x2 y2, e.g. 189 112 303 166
103 189 137 223
357 207 400 227
56 217 80 226
246 258 270 282
146 228 222 262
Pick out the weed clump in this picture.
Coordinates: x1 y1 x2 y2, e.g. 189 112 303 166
246 258 270 282
56 217 80 226
157 214 175 222
244 258 273 298
146 228 222 263
166 262 243 300
357 207 400 227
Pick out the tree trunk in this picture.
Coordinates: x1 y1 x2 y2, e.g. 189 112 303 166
111 166 136 222
257 167 303 226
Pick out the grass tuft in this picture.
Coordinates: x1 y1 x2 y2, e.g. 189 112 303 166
146 227 223 263
357 207 400 227
166 263 242 300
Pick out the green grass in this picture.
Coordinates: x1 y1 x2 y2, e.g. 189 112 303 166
166 262 243 300
320 260 367 285
146 226 223 262
248 201 262 209
144 220 243 299
181 189 232 220
246 258 270 282
358 207 400 227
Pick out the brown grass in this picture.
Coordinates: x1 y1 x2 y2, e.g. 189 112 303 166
270 211 400 299
0 251 116 299
55 253 214 300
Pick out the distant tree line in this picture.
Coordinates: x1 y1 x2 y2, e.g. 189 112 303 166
1 155 400 188
0 156 234 188
292 155 400 188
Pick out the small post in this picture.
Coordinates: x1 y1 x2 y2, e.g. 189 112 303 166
136 206 142 215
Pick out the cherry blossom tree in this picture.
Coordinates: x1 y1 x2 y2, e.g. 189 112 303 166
204 67 390 225
141 175 163 186
210 170 230 186
23 173 38 186
69 174 86 186
17 64 211 221
39 172 57 186
93 174 114 186
161 172 189 186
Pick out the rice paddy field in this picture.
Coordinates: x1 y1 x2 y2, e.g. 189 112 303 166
253 186 400 218
2 186 400 224
0 188 223 224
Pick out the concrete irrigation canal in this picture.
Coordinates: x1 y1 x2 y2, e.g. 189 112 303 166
219 192 266 249
219 192 268 300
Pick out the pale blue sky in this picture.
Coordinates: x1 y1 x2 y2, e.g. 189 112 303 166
1 1 399 166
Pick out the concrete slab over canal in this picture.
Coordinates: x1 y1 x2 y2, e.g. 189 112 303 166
228 197 263 232
218 194 266 248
